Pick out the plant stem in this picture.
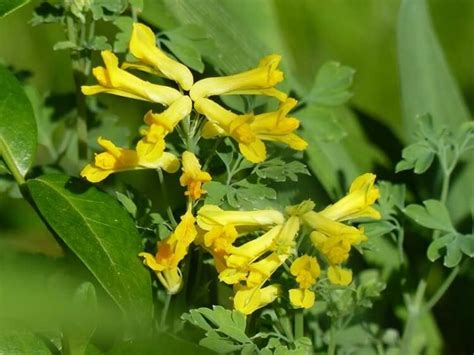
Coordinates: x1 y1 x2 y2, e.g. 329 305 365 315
160 293 172 329
157 169 177 226
203 138 221 171
277 308 294 343
400 279 427 354
440 172 451 204
327 326 336 355
425 265 460 310
294 311 304 339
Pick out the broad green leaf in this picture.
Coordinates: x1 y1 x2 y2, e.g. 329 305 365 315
297 106 347 142
27 174 152 323
0 65 37 179
404 200 455 233
305 61 354 106
0 0 30 18
398 0 470 136
0 325 51 354
148 0 264 74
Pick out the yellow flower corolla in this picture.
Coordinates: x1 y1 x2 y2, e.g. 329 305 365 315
190 55 287 102
139 209 196 294
141 96 193 140
289 255 320 309
320 173 381 222
327 265 352 286
197 205 284 232
290 255 320 289
124 23 194 90
195 98 306 163
179 151 212 200
80 137 179 183
249 98 307 152
289 288 315 309
81 51 182 106
233 284 281 315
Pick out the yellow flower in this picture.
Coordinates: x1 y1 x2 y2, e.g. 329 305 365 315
81 51 182 106
203 224 238 253
179 151 212 200
81 137 179 183
249 98 307 151
320 173 381 222
197 205 284 232
141 96 193 139
234 284 281 315
190 55 287 102
194 98 266 163
246 253 287 288
289 288 315 309
290 255 320 289
139 209 196 294
195 98 306 163
124 23 194 90
327 265 352 286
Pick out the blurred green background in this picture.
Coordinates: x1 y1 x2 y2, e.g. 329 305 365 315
0 0 473 353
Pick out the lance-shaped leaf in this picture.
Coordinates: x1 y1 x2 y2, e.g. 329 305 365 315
398 0 470 135
27 174 153 324
0 65 37 180
0 0 30 18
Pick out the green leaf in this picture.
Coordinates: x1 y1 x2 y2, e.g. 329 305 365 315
27 174 152 323
444 237 463 268
53 41 78 51
115 191 137 218
0 65 37 179
404 200 455 233
63 282 98 355
113 16 133 53
459 234 474 257
87 36 112 51
306 61 355 106
254 158 309 182
0 325 52 354
395 141 435 174
0 0 30 18
397 0 470 136
295 106 347 142
426 234 455 262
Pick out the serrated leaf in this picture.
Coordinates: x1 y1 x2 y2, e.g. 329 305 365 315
0 0 30 18
0 65 37 179
396 141 435 174
427 234 455 262
404 200 455 232
306 61 354 106
398 0 470 136
27 174 152 324
87 36 112 51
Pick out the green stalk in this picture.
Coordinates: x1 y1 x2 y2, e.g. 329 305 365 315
294 311 304 339
425 265 460 310
157 169 177 226
160 294 172 329
327 325 336 355
400 279 427 354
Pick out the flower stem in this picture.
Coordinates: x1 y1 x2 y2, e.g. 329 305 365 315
157 169 177 226
160 293 172 329
327 325 336 355
425 265 460 310
294 311 304 339
400 279 427 354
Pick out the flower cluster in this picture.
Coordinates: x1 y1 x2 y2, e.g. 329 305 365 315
80 23 306 183
80 23 381 316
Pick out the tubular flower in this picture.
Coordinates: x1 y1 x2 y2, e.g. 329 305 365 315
195 98 307 163
179 151 212 200
249 98 308 151
320 173 381 222
234 284 281 315
195 98 266 163
289 255 320 309
124 23 194 90
141 96 193 140
80 137 179 183
81 51 182 106
190 54 287 102
197 205 284 233
139 209 197 294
